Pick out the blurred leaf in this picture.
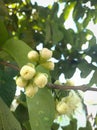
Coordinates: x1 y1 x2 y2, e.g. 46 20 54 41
89 69 97 86
93 10 97 24
83 11 91 28
73 2 85 21
2 37 32 67
23 121 31 130
45 20 52 43
51 22 64 44
0 62 17 106
0 1 8 17
19 30 33 44
85 44 97 62
62 60 76 78
51 63 63 81
94 114 97 126
0 19 9 46
3 0 21 4
78 60 93 78
65 29 75 44
64 2 76 20
53 50 61 59
50 2 59 19
51 123 59 130
27 88 55 130
0 97 22 130
14 104 29 123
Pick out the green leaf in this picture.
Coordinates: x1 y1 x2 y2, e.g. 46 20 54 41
14 104 29 123
3 0 21 4
0 1 8 17
2 37 32 67
45 21 52 43
85 44 97 62
89 70 97 86
0 97 22 130
51 123 59 130
0 19 9 46
83 11 91 28
51 22 64 44
78 60 93 78
27 88 55 130
0 62 17 106
73 2 85 21
64 2 76 20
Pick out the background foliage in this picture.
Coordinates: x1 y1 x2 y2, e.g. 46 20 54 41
0 0 97 130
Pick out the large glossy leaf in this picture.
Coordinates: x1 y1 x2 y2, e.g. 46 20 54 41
2 37 31 67
0 97 22 130
27 88 55 130
27 65 55 130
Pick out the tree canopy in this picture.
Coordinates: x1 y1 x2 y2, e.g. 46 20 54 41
0 0 97 130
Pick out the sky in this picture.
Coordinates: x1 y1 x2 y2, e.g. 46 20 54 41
31 0 56 7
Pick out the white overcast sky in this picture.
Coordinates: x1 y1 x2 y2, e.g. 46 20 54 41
31 0 56 7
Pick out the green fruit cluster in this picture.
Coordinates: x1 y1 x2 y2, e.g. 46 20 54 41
16 48 54 97
28 48 54 70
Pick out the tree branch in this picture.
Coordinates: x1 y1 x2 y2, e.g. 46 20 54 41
47 83 97 92
0 61 19 71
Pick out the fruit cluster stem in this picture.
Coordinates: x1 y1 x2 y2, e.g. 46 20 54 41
47 83 97 92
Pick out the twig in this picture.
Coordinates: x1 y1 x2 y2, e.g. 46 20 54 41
47 83 97 92
0 61 19 71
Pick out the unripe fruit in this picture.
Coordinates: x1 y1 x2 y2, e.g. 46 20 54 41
27 63 35 68
28 50 39 62
65 79 75 86
16 76 28 88
41 61 55 70
39 48 53 61
33 73 48 88
56 101 69 114
54 80 62 85
25 84 38 97
20 65 36 80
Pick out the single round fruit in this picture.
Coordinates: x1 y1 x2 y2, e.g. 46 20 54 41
33 73 48 88
39 48 53 61
56 101 69 114
20 65 36 80
16 76 28 88
27 63 35 68
27 50 39 62
25 84 38 97
41 61 55 70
